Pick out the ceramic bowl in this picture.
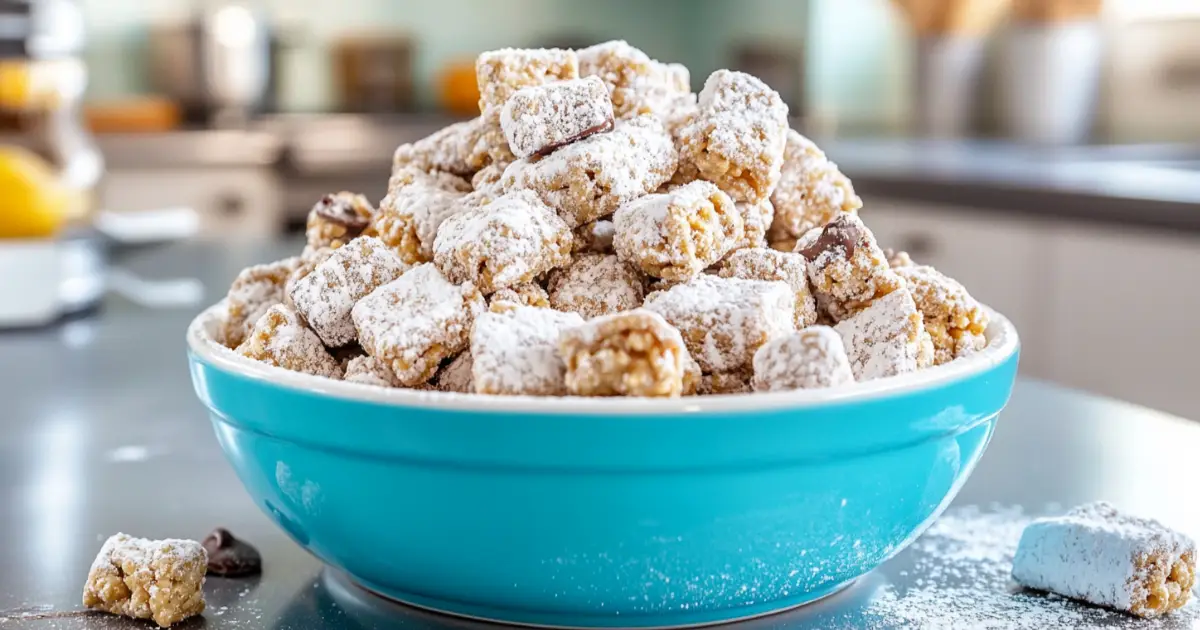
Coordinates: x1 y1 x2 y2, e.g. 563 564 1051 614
186 303 1020 628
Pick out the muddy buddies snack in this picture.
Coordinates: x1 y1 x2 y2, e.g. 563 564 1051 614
573 219 616 254
477 47 579 163
435 351 474 393
752 327 854 392
578 40 693 122
343 355 402 388
548 253 645 319
501 76 614 158
734 198 774 251
237 305 342 378
471 306 584 395
1013 502 1197 619
697 371 753 395
644 274 795 373
559 308 688 397
769 130 862 238
221 256 299 348
490 282 551 312
373 180 467 265
434 190 573 294
834 289 933 381
613 180 743 281
83 534 207 628
287 236 410 347
352 264 485 386
678 70 789 204
393 117 489 177
718 247 818 329
304 192 375 251
503 115 677 227
801 213 903 321
897 265 988 365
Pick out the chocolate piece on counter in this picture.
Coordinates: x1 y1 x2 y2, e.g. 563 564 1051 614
800 213 860 261
202 528 262 577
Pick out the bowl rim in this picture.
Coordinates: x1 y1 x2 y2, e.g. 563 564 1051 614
187 302 1020 416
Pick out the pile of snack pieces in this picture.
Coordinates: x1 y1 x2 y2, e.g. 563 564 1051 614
218 41 990 398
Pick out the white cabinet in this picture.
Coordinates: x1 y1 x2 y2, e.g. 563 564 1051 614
861 199 1054 378
102 168 284 239
1044 227 1200 420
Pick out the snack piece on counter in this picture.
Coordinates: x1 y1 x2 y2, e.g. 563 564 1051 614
577 40 693 122
221 256 299 348
372 180 467 265
769 130 862 239
752 326 854 392
201 528 261 578
558 308 688 397
435 350 474 393
643 274 795 374
237 304 342 379
393 116 490 177
613 180 743 281
503 115 677 227
82 533 207 628
896 265 988 365
573 219 616 254
471 306 584 396
500 75 614 159
800 213 903 322
287 236 411 347
343 355 403 388
489 282 551 312
718 247 818 329
476 47 580 164
351 264 485 387
548 253 645 320
304 192 375 251
833 288 933 381
1012 502 1197 619
677 69 789 204
433 190 573 294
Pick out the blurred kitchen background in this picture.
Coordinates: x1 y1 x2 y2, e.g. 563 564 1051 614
1 0 1198 419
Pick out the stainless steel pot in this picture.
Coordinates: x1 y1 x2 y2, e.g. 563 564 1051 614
148 1 279 124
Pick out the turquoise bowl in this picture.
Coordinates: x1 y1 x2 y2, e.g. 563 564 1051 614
187 304 1019 628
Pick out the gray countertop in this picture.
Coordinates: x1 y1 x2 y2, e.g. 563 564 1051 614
3 240 1200 629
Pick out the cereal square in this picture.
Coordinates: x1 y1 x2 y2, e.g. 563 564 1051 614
577 40 693 122
82 534 206 628
678 70 789 204
304 191 375 251
834 288 933 381
351 264 485 386
393 116 489 177
501 75 614 158
734 198 774 251
476 48 580 164
287 236 411 347
371 181 467 265
643 274 795 373
718 247 818 328
573 219 616 254
800 213 903 321
503 115 677 227
769 130 862 238
471 306 584 395
221 256 299 348
343 355 402 388
237 304 342 378
752 327 854 392
489 282 551 312
896 265 989 365
697 371 753 395
558 308 688 397
434 351 474 393
548 253 645 319
613 180 743 281
433 190 573 294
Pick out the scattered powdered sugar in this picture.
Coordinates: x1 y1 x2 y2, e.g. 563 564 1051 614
751 326 853 392
470 306 584 395
834 289 925 381
500 76 614 159
548 253 645 320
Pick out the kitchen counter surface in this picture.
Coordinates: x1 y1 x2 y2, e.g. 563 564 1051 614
97 116 1200 233
3 239 1199 629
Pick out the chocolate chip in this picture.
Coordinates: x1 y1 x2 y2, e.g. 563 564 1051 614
202 528 262 577
533 116 615 157
800 214 861 261
312 194 370 232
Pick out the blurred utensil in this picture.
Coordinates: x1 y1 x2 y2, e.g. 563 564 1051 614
333 34 414 113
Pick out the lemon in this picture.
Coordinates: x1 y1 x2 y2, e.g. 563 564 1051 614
0 145 70 239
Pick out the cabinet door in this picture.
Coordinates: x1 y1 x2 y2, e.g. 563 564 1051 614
860 199 1053 378
103 169 283 239
1045 227 1200 420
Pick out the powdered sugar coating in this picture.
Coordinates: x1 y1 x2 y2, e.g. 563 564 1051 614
343 355 401 388
733 198 774 251
577 40 693 122
718 247 818 328
502 115 677 227
558 308 688 397
221 256 299 348
435 351 474 393
884 248 916 269
678 70 788 203
372 182 467 265
898 264 988 365
470 162 506 194
548 253 645 319
433 190 573 294
490 282 551 312
388 165 472 194
769 130 862 238
393 117 489 177
83 533 207 628
287 236 411 347
351 264 485 386
236 304 342 379
471 306 584 395
697 371 752 395
613 180 743 281
476 48 579 164
801 213 903 322
834 288 932 381
304 191 375 251
1012 502 1197 618
500 76 614 159
284 247 335 307
751 326 854 392
573 219 616 254
643 274 795 373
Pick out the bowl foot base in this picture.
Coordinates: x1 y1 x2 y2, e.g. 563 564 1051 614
336 571 857 629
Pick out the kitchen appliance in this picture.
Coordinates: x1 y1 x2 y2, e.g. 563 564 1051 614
333 34 415 113
148 0 280 125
